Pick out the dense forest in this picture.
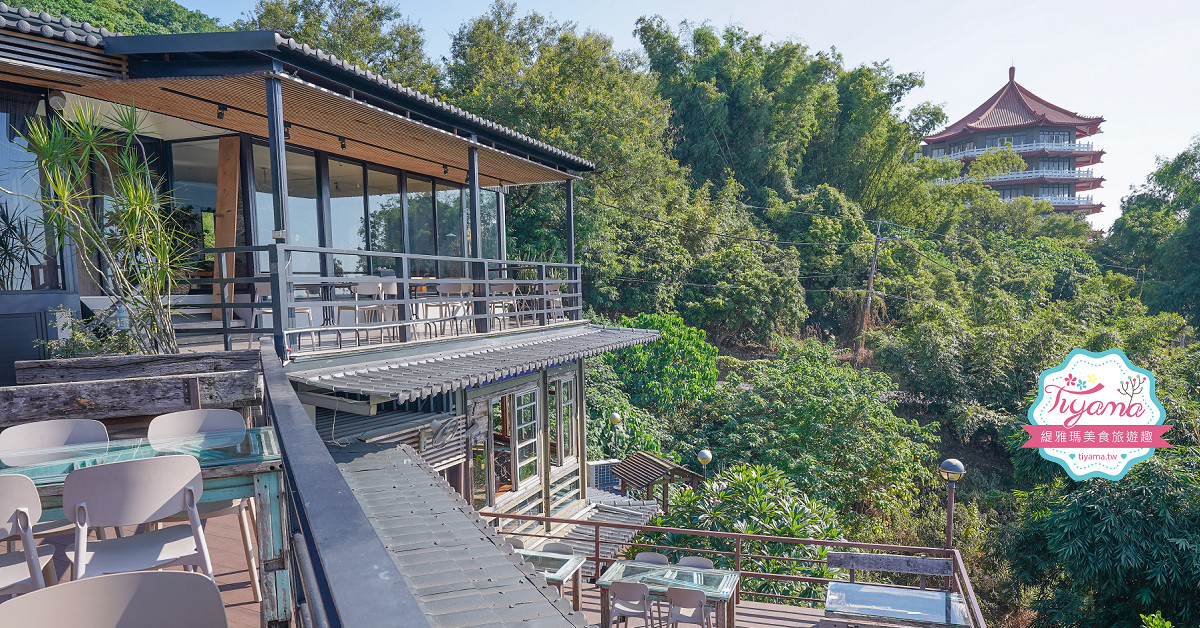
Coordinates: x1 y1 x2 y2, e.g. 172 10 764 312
27 0 1200 625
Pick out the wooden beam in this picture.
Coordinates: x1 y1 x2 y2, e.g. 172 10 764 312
213 135 241 319
14 351 260 384
0 370 262 426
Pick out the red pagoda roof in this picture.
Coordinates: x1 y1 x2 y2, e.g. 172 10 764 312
925 67 1104 143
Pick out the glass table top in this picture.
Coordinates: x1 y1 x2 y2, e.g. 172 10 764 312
596 560 739 601
0 428 281 486
515 549 587 583
825 581 970 627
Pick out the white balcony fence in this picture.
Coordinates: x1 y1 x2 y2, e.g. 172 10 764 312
932 142 1096 160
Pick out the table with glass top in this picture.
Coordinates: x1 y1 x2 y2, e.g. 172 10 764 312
822 581 971 628
596 559 740 628
0 428 288 622
516 548 587 610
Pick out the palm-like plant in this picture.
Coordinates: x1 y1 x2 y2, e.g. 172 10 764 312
0 200 44 290
12 103 193 353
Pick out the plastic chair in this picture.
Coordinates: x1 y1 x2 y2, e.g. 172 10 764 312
665 586 712 628
543 541 575 555
148 409 260 602
252 272 314 329
506 536 525 549
63 454 214 581
1 571 228 628
677 556 714 569
0 419 122 546
635 551 670 565
609 581 653 627
0 474 55 596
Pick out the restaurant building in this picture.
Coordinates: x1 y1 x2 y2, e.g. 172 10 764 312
0 2 657 566
922 67 1105 214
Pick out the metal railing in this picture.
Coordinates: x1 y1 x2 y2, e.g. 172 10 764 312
1004 195 1097 206
174 244 583 357
935 141 1096 160
939 168 1099 185
481 511 988 628
259 338 431 628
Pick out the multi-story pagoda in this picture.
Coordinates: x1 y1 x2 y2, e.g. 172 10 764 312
922 67 1105 214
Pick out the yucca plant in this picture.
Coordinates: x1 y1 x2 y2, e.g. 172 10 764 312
10 103 193 353
0 200 44 290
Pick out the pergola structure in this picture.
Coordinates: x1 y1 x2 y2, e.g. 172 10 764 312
611 451 703 514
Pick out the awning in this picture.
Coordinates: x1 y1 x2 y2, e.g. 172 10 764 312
287 324 659 400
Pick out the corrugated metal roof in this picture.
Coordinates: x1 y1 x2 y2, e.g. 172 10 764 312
332 443 587 627
288 324 659 400
0 3 109 46
925 67 1104 143
554 492 660 578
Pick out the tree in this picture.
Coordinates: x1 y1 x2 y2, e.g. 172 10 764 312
25 0 224 35
604 313 717 412
638 464 843 603
235 0 439 93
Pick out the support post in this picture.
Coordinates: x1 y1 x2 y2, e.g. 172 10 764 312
212 136 240 321
468 146 488 333
265 75 289 359
564 181 578 320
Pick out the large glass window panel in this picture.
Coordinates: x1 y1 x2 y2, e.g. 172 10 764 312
406 176 436 276
547 382 559 467
169 139 223 289
491 398 511 497
561 378 575 461
0 91 60 291
327 158 366 276
480 188 501 260
472 439 489 509
436 184 465 277
514 390 538 489
251 144 320 275
366 168 403 273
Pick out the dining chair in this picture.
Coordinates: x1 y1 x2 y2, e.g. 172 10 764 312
0 419 124 546
147 409 260 602
609 581 654 627
1 571 228 628
63 454 214 581
677 556 715 569
543 541 575 555
634 551 670 565
336 280 384 325
252 272 314 329
665 586 712 628
505 536 525 550
489 282 519 330
0 474 55 596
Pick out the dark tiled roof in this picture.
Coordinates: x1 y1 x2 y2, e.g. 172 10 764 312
289 324 659 400
0 3 110 46
274 33 595 171
332 442 588 627
925 67 1104 143
555 491 659 578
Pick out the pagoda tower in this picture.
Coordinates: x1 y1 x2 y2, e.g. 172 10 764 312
922 67 1105 214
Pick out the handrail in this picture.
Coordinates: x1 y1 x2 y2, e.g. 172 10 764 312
259 338 431 627
934 141 1097 160
481 510 988 627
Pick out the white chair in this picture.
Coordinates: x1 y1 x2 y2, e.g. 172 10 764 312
635 551 670 565
336 280 384 325
433 282 473 334
543 541 575 555
147 409 261 602
677 556 714 569
0 419 122 546
0 474 55 596
63 454 214 581
665 586 712 628
505 536 524 549
0 571 228 628
609 581 654 627
252 273 314 329
489 282 519 329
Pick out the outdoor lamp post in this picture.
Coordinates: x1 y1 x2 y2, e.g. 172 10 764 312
607 412 622 458
697 449 713 480
939 458 966 549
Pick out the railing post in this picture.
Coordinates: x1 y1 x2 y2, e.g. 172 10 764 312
594 522 602 580
472 259 489 334
216 249 232 352
735 537 742 573
398 256 411 343
537 264 547 327
268 244 286 360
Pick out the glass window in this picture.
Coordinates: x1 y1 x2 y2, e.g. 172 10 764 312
547 381 559 467
0 90 60 291
1039 131 1070 144
471 439 489 510
406 176 436 276
251 144 320 275
436 184 465 277
491 398 511 497
366 168 402 273
327 158 366 276
561 378 575 461
1041 157 1072 171
997 188 1024 200
514 390 538 488
480 188 501 260
1039 185 1072 198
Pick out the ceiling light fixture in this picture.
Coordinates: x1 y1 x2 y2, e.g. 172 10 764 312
216 104 227 120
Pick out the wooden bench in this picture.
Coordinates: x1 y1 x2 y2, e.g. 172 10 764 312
827 551 954 591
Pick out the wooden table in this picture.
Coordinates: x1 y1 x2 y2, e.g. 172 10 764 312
596 559 740 628
822 581 970 628
0 428 290 627
516 548 586 611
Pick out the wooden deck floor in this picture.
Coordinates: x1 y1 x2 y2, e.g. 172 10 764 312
43 519 825 627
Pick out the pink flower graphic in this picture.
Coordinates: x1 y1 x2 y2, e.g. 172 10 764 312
1064 374 1078 387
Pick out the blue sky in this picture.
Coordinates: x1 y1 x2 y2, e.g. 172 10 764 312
189 0 1200 229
